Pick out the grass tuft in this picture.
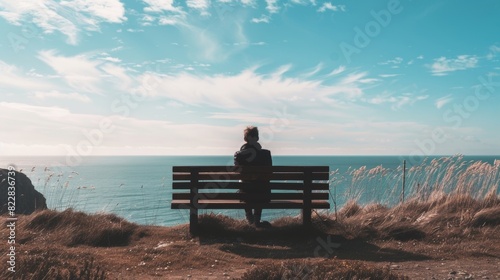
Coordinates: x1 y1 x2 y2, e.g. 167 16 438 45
25 209 138 247
0 254 106 280
471 207 500 227
238 260 409 280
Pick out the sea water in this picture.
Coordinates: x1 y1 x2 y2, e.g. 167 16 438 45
1 155 498 226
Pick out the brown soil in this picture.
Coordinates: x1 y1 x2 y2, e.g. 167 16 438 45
2 209 499 280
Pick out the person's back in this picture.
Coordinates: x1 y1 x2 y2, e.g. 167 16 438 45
233 126 272 227
234 143 272 167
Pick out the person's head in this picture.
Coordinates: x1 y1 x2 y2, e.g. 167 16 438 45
244 126 259 143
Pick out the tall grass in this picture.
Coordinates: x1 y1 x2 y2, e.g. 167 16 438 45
27 166 82 211
325 155 500 241
331 155 499 209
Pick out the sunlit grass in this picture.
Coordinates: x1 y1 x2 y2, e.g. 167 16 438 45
331 155 499 210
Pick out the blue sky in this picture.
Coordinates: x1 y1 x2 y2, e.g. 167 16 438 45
0 0 499 157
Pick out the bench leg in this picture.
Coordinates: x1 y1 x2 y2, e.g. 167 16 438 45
302 208 311 225
190 208 198 235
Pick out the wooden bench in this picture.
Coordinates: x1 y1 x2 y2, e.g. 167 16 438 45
171 166 330 234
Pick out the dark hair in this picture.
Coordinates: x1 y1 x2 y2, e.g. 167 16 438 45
244 126 259 142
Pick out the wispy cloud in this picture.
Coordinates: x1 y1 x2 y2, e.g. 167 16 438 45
100 56 122 63
302 63 323 78
379 74 400 78
429 55 478 76
0 0 126 45
265 0 279 13
209 112 273 124
435 94 453 109
251 14 270 23
367 92 429 110
33 91 91 103
38 50 103 93
0 60 54 91
135 65 371 112
317 2 346 12
142 0 184 13
379 57 403 66
187 0 210 15
0 102 242 155
327 65 345 76
487 45 500 60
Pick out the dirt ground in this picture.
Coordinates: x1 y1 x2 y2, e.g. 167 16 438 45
11 223 497 280
2 209 499 280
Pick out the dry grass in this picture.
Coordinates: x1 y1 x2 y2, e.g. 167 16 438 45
1 193 499 279
23 208 139 247
1 254 106 280
239 259 409 280
327 194 500 242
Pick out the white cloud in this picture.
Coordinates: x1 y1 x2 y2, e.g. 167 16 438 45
367 93 429 110
252 42 266 46
0 0 126 45
379 74 400 78
38 50 103 93
317 2 346 12
1 100 446 156
142 0 184 13
379 57 403 65
34 91 91 103
187 0 210 14
0 102 244 156
0 60 54 91
339 72 367 85
359 78 380 84
134 65 370 111
429 55 478 76
266 0 279 13
158 15 184 25
126 28 144 33
100 63 134 90
435 94 453 109
60 0 126 23
141 0 187 26
251 14 270 23
209 112 274 124
487 45 500 60
302 63 323 78
101 56 122 63
327 65 345 76
240 0 255 5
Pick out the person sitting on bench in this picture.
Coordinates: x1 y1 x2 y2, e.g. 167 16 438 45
234 126 272 228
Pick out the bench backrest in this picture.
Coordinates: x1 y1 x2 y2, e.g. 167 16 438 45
172 166 330 202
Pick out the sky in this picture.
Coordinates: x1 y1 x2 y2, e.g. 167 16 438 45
0 0 499 157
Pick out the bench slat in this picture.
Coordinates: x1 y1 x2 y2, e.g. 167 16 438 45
172 182 329 190
171 199 330 209
173 172 329 181
172 192 329 200
173 166 329 173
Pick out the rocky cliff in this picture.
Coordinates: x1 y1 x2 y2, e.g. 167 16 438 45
0 168 47 214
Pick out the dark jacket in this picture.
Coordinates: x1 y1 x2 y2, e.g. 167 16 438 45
234 143 272 202
234 143 272 167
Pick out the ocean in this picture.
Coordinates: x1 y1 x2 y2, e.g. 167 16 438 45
1 155 499 226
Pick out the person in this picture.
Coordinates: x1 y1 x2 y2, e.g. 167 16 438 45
234 126 272 228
